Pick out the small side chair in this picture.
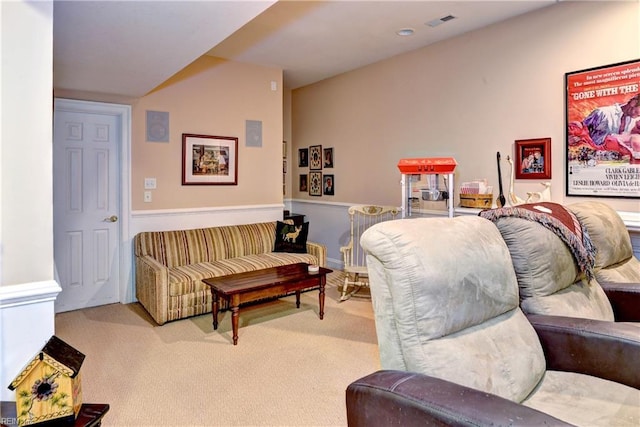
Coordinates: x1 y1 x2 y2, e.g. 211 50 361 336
339 205 399 301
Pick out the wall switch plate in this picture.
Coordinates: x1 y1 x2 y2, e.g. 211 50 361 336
144 178 157 189
144 191 152 202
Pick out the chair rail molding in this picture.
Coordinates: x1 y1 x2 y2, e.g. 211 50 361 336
290 199 640 270
130 204 285 233
618 210 640 232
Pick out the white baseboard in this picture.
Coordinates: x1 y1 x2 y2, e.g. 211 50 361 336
326 257 344 270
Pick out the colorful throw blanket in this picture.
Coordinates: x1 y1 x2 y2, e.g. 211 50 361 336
479 202 596 282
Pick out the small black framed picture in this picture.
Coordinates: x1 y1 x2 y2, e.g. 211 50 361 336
323 174 334 195
323 147 334 168
298 148 308 167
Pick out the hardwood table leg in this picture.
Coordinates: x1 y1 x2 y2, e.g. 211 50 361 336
319 275 326 320
212 290 219 330
296 290 301 308
231 295 240 345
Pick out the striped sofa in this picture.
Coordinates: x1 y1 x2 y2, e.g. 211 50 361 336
134 221 326 325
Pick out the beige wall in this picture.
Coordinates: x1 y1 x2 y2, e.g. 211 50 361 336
130 56 283 210
1 1 54 286
291 1 640 212
56 56 284 211
1 0 60 403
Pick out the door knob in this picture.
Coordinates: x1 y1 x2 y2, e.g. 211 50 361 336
104 215 118 222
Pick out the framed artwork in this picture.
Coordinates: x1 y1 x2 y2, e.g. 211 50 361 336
309 171 322 196
565 59 640 198
323 174 334 195
309 145 322 170
298 148 308 167
182 133 238 185
283 141 287 158
515 138 551 180
323 147 334 168
299 174 308 192
283 160 287 173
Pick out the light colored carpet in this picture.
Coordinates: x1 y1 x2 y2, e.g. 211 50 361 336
54 271 379 426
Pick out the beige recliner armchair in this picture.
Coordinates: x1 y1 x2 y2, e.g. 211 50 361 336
570 201 640 321
568 201 640 283
346 216 638 426
481 202 640 322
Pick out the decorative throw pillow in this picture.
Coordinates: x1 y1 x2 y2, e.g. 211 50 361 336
274 221 309 253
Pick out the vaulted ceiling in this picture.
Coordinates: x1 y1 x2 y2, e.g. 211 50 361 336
53 1 558 97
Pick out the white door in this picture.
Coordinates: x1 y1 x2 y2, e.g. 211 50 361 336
53 108 120 312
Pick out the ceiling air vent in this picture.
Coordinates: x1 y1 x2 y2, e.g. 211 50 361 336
426 15 457 27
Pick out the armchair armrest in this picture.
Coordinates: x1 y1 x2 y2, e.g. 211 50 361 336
346 370 572 427
135 255 169 325
527 314 640 389
599 280 640 322
306 241 327 267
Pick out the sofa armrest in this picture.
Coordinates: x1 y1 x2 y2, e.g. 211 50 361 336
527 313 640 389
599 280 640 322
346 370 572 427
135 255 169 325
306 241 327 267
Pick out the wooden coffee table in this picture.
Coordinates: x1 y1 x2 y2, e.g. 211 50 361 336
202 263 333 345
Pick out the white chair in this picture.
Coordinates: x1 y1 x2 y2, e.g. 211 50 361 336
339 205 399 301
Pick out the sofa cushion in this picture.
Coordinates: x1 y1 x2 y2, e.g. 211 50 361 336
523 370 640 426
168 252 318 296
135 222 278 268
274 221 309 253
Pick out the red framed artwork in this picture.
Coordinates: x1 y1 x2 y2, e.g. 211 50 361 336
515 138 551 180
